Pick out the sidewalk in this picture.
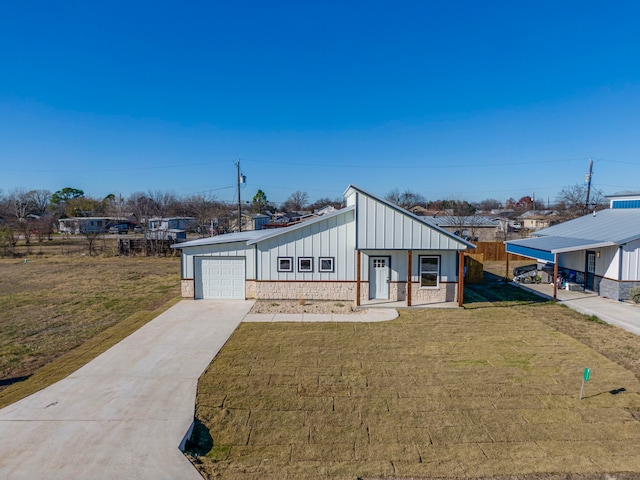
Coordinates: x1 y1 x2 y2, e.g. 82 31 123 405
514 282 640 336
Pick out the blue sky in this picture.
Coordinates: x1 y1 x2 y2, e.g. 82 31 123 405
1 0 640 205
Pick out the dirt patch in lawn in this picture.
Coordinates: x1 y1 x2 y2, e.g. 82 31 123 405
250 300 356 314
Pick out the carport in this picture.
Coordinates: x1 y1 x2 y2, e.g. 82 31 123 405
505 236 614 302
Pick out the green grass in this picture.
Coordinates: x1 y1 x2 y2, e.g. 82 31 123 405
190 281 640 479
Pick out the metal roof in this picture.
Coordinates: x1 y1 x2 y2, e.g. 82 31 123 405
532 208 640 245
172 207 354 249
421 215 498 228
507 237 615 256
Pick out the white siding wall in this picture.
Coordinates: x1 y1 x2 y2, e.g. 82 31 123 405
181 242 255 279
559 246 619 280
257 209 356 281
355 192 467 250
622 239 640 281
600 246 620 280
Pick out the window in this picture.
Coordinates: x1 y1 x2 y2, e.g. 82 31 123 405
298 257 313 272
278 257 293 272
319 257 334 272
420 256 439 288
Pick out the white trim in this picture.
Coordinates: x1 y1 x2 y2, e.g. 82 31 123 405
419 255 440 289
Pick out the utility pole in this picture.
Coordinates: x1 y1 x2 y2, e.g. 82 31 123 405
236 160 246 232
584 158 593 214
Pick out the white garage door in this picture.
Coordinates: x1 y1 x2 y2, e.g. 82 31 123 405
195 257 245 299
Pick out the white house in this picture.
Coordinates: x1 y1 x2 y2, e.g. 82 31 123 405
505 192 640 301
172 185 475 306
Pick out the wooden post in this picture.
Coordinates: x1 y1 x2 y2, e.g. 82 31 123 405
505 252 510 281
553 253 558 302
356 250 361 306
458 251 465 307
407 250 412 307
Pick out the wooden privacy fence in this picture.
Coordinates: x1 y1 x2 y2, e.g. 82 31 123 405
464 254 484 284
471 241 527 262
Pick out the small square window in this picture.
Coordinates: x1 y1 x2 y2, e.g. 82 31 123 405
319 257 334 272
278 257 293 272
298 257 313 272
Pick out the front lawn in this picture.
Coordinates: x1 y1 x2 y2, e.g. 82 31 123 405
190 285 640 479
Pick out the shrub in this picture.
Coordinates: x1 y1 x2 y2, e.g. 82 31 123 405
630 286 640 304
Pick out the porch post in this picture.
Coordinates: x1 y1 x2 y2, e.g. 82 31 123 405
505 251 510 281
356 250 361 306
553 253 558 302
407 250 412 307
458 251 465 307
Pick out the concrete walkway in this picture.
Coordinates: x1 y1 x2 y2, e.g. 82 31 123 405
0 301 399 480
514 282 640 335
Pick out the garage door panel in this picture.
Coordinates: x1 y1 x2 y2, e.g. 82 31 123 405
195 257 245 299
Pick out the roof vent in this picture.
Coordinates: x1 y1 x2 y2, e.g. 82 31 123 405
593 210 596 217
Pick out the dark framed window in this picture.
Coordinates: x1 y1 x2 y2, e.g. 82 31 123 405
319 257 334 272
278 257 293 272
420 255 440 288
298 257 313 272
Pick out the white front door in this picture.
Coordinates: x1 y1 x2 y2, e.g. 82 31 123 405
369 256 390 300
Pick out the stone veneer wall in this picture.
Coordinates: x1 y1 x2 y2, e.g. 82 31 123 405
411 282 456 304
359 281 456 305
255 281 356 300
599 277 640 302
181 279 195 298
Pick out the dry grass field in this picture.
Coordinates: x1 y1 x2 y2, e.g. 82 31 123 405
189 277 640 479
0 238 180 407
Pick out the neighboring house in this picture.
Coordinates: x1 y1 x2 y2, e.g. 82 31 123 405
422 215 499 242
58 217 122 234
505 192 640 301
147 217 196 241
172 185 475 306
518 210 558 232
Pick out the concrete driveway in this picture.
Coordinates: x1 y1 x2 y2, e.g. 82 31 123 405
515 282 640 335
0 300 254 480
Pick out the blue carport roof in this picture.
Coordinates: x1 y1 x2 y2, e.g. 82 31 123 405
505 236 615 263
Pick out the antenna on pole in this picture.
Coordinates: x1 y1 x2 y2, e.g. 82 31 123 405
584 158 593 214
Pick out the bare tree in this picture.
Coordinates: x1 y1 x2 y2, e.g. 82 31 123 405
147 190 178 217
556 183 606 219
183 193 222 237
385 189 425 210
283 191 309 212
29 189 51 215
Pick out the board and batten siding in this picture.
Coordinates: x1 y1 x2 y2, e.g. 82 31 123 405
181 241 255 279
256 209 356 281
347 188 469 251
621 238 640 281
